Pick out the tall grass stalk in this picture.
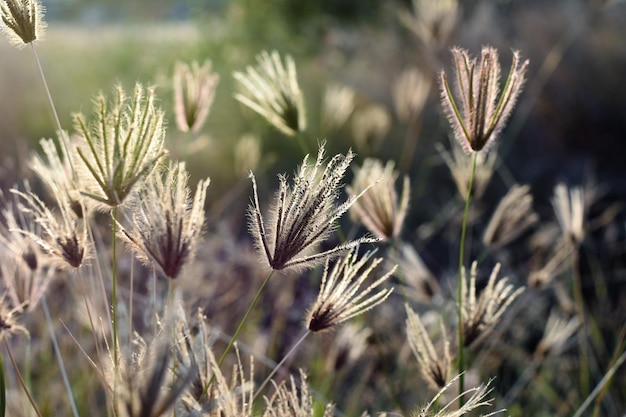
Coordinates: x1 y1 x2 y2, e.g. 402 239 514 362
41 295 80 417
202 269 275 398
111 206 119 369
570 250 590 396
3 340 42 417
253 329 310 401
1 347 5 417
457 152 478 405
77 269 104 376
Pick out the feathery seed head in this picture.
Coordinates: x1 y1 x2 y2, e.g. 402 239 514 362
535 311 579 359
306 247 395 332
406 306 452 391
439 46 528 153
348 158 410 241
264 370 334 417
321 84 356 132
351 104 391 155
461 261 524 347
393 67 431 123
74 83 168 209
234 50 306 137
528 236 576 288
394 243 440 302
0 0 45 48
552 183 585 247
0 293 28 341
247 143 380 271
11 183 88 269
483 184 538 248
400 0 458 46
173 60 219 133
234 134 262 177
118 161 209 280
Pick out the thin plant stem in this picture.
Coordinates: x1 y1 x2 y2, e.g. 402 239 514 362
591 327 626 417
111 206 119 369
574 347 626 417
77 269 104 375
201 269 275 399
128 259 135 348
30 44 75 174
253 330 310 401
457 152 478 406
3 340 43 417
41 295 80 417
571 250 590 396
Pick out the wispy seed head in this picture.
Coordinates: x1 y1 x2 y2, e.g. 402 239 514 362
0 0 46 48
173 60 219 133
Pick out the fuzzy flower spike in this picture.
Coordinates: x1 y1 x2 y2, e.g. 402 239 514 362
248 144 379 271
0 0 46 48
440 46 528 153
74 83 167 209
234 50 306 137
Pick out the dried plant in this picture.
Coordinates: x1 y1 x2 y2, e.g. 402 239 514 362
173 60 219 133
234 134 262 177
436 142 498 199
528 234 576 288
552 183 585 247
248 144 379 271
74 83 168 209
393 67 431 123
351 104 391 155
263 370 334 417
118 161 210 280
406 305 452 391
0 257 52 313
439 46 529 153
11 182 87 269
305 247 395 332
412 374 499 417
534 311 580 359
347 159 410 241
0 0 45 47
321 84 356 132
483 184 539 248
461 261 524 347
0 293 28 341
325 322 372 372
234 50 306 137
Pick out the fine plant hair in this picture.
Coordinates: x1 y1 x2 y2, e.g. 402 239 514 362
247 143 379 271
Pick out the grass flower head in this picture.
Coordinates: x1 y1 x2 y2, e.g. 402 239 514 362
306 247 395 332
439 46 528 153
248 144 379 271
0 0 46 48
173 60 219 133
348 158 410 241
118 161 210 280
234 50 306 137
461 261 524 347
74 83 167 209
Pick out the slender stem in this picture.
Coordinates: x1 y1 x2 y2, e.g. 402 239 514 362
30 44 76 175
3 340 43 417
1 344 5 417
253 330 310 401
41 295 80 417
111 207 119 369
571 249 590 396
201 269 274 399
77 269 104 374
457 152 477 406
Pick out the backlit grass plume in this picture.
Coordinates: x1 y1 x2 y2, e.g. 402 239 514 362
173 60 219 133
461 261 524 347
0 0 46 48
347 158 410 241
306 247 395 332
234 50 306 137
439 46 528 153
118 161 210 280
248 143 379 271
74 83 167 209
